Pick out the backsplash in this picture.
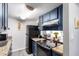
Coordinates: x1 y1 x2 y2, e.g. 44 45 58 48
40 30 63 42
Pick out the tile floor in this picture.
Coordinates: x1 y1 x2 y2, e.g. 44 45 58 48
11 49 33 56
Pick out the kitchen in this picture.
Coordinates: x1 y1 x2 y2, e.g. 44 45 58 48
0 3 63 56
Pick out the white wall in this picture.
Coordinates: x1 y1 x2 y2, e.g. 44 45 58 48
63 3 69 56
63 3 79 56
69 4 79 56
8 18 26 52
8 17 38 52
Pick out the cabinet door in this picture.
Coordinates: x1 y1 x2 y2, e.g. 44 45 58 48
50 8 58 20
0 3 8 32
4 3 8 30
38 16 43 31
39 16 43 25
32 41 37 56
2 3 5 30
43 13 50 22
0 4 2 31
58 5 63 30
37 44 52 56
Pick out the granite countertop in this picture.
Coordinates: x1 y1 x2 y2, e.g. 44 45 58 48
0 39 12 56
32 38 63 55
52 45 63 55
32 38 46 42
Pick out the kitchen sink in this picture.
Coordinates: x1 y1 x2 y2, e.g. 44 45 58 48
36 40 62 49
36 40 56 50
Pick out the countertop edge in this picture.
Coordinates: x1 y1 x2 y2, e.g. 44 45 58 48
0 39 12 56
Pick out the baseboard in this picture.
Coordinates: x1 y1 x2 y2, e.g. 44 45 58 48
12 47 26 53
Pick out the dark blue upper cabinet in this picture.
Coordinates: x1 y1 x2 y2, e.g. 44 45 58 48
38 16 43 31
49 8 58 20
58 5 63 30
43 13 50 22
42 8 58 22
39 16 43 24
4 3 8 30
0 3 8 32
38 4 63 30
0 4 2 31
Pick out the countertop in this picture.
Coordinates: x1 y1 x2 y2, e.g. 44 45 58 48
32 38 63 56
32 38 46 42
0 39 12 56
52 45 63 55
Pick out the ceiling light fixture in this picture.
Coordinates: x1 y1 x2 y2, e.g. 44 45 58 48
18 4 36 20
20 12 32 20
26 5 34 11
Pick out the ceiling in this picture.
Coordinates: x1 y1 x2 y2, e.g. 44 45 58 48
8 3 62 21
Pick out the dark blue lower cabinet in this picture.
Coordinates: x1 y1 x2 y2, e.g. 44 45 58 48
32 41 37 56
32 40 52 56
37 44 52 56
